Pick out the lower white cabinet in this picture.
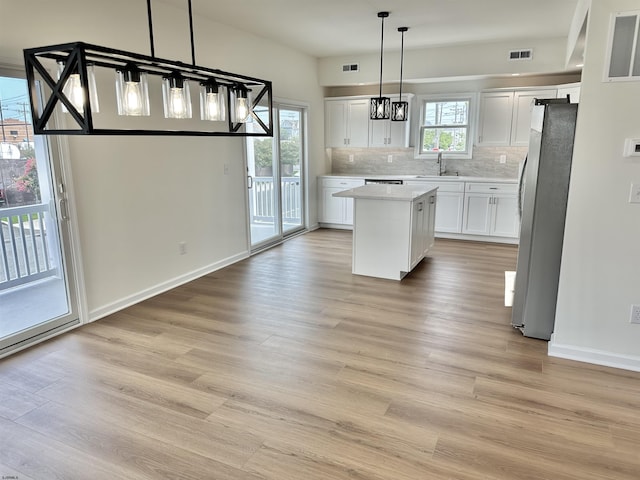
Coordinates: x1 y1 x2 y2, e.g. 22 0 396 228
319 176 519 242
319 177 365 227
462 183 519 238
405 180 464 234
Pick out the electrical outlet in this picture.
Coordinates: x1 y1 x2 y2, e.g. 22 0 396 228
348 154 354 163
387 154 393 163
631 305 640 324
499 154 507 164
178 242 187 255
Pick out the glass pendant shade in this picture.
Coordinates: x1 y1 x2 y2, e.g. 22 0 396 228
199 81 226 121
57 62 99 113
115 65 150 116
370 97 390 120
391 100 408 121
162 72 192 119
231 85 252 124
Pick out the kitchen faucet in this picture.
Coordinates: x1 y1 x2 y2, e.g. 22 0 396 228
437 151 445 176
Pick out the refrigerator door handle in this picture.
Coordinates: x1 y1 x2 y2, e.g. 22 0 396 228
518 155 528 219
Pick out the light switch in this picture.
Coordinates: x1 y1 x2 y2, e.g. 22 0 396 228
629 183 640 203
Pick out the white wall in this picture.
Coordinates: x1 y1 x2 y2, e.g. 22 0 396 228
0 0 325 319
552 0 640 370
319 37 570 86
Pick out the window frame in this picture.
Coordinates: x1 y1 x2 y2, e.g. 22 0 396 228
414 93 476 160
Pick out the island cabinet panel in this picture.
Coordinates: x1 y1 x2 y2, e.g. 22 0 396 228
336 185 437 281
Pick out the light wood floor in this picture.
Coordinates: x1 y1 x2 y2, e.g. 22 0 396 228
1 229 639 480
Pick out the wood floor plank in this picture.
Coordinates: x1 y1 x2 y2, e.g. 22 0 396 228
2 230 639 479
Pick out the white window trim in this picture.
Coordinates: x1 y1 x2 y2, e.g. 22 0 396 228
414 92 477 160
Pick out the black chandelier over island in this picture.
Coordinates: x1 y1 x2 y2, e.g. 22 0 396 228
22 0 273 137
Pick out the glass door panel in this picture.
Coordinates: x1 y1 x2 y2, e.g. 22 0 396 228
0 72 79 356
279 108 303 234
246 107 280 245
246 103 306 249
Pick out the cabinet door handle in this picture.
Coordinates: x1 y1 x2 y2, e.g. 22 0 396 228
489 187 498 190
418 202 423 211
429 195 435 204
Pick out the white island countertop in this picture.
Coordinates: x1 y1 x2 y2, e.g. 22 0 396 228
333 184 437 201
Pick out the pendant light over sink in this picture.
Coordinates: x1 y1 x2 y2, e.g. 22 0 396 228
370 11 390 120
391 27 409 122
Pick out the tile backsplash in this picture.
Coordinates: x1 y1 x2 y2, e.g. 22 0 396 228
330 146 527 178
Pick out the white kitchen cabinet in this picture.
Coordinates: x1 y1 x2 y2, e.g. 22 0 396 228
318 177 365 227
556 83 581 103
334 185 436 280
325 99 369 148
477 91 514 146
477 88 556 147
510 89 558 146
368 95 412 148
462 183 519 238
405 180 465 234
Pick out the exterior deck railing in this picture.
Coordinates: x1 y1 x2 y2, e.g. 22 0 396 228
250 176 301 224
0 203 58 290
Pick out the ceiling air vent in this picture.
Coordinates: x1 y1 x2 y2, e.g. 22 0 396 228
342 63 360 73
509 49 533 61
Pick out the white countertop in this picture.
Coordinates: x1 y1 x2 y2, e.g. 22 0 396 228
319 174 517 183
333 184 438 201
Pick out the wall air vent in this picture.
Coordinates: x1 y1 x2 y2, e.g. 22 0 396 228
342 63 360 73
509 49 533 61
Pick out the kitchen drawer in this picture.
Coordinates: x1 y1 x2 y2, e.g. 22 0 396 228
405 180 465 192
465 182 518 194
320 177 365 188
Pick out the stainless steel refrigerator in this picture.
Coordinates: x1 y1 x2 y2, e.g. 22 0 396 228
511 100 578 340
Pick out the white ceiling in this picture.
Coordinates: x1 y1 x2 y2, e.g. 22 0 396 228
176 0 580 58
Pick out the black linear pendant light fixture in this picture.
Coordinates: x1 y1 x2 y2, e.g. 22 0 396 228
370 11 390 120
391 27 409 122
23 0 273 136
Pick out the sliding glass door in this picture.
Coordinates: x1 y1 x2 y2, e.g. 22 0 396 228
246 103 305 249
0 70 79 356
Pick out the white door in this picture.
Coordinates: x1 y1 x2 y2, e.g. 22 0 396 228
462 193 492 235
0 70 80 356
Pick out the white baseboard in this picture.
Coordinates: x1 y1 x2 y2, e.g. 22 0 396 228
88 251 249 322
548 334 640 372
435 232 519 245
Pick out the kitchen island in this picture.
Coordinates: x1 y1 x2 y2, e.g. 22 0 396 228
334 184 437 280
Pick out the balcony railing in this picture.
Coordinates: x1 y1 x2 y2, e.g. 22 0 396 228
250 176 301 224
1 203 58 290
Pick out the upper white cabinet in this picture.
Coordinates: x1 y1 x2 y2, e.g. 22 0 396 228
556 83 581 103
510 90 558 146
477 88 557 147
368 95 413 148
477 91 514 146
325 99 370 148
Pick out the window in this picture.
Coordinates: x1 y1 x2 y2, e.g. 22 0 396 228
606 11 640 80
417 94 474 158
